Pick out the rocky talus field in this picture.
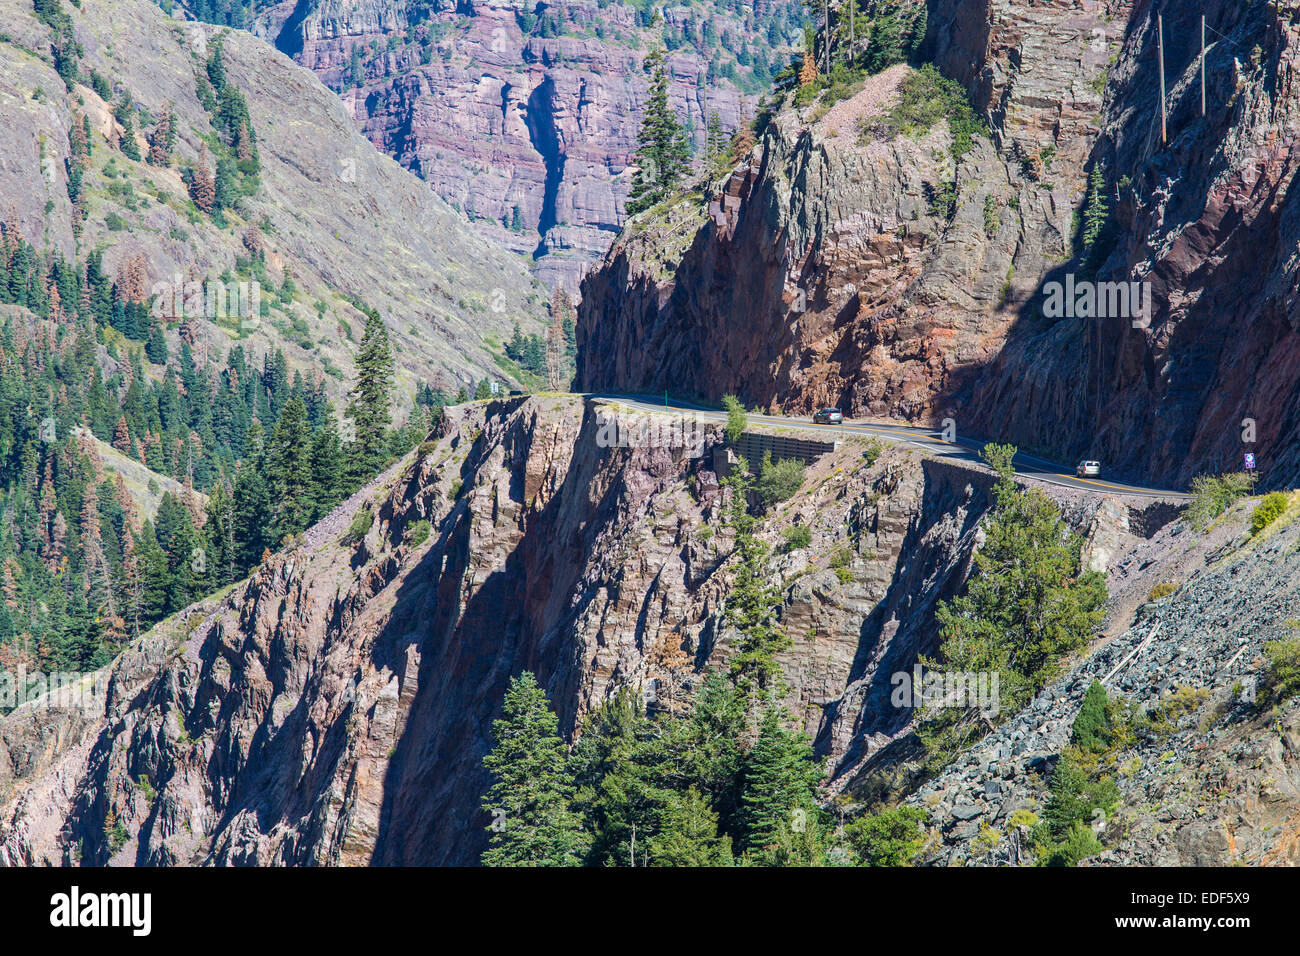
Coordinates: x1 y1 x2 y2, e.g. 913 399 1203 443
2 398 1295 865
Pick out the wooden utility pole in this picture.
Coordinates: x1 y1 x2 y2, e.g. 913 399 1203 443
1200 15 1207 117
1158 13 1168 143
823 0 831 74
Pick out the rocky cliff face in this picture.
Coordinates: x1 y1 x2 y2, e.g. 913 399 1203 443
1 394 1223 866
1 0 548 404
0 398 998 863
578 0 1300 489
248 0 803 292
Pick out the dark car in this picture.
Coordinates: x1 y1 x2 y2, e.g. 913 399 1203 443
813 408 844 425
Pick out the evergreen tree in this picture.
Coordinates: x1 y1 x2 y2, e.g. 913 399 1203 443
736 708 823 857
647 787 733 866
704 112 727 169
231 464 271 573
190 147 216 213
344 310 393 487
202 478 237 587
930 444 1107 716
721 466 790 694
568 690 670 866
134 522 170 625
626 48 692 215
481 672 589 866
1071 680 1113 754
844 805 928 866
266 396 313 540
309 416 345 521
1082 165 1108 252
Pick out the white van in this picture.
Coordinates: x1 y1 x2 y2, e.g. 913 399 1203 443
1076 460 1101 478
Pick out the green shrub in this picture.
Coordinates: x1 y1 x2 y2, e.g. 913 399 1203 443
342 507 373 545
104 212 127 231
1071 681 1112 754
1147 581 1176 601
722 394 747 445
406 519 431 548
1259 633 1300 708
781 525 812 552
757 453 806 507
875 64 987 162
983 193 1001 237
1185 472 1252 531
1038 822 1103 867
1251 491 1290 535
844 805 928 866
862 439 883 467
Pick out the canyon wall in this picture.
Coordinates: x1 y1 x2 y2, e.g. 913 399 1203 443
1 0 549 404
6 398 1292 867
0 398 1015 864
578 0 1300 489
252 0 803 292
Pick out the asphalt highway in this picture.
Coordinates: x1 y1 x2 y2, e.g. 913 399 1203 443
591 393 1190 500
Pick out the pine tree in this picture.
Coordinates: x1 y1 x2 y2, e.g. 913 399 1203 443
736 708 823 857
231 464 271 574
567 690 671 866
647 786 733 866
481 672 589 866
202 478 237 587
309 416 345 521
626 48 692 215
266 396 314 540
1072 680 1113 753
931 444 1107 719
799 48 818 89
135 522 170 625
147 108 174 167
545 311 566 391
704 111 727 168
720 467 790 694
344 309 392 487
1081 165 1109 261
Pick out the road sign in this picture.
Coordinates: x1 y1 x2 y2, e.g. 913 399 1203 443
1244 453 1256 470
490 381 499 396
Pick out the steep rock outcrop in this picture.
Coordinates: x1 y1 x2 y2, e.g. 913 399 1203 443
0 398 1016 864
578 0 1300 488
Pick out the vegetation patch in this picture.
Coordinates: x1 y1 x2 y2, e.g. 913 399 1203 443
866 64 987 162
1250 491 1290 536
1185 472 1252 531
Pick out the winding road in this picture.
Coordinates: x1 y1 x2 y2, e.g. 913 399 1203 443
590 394 1190 500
